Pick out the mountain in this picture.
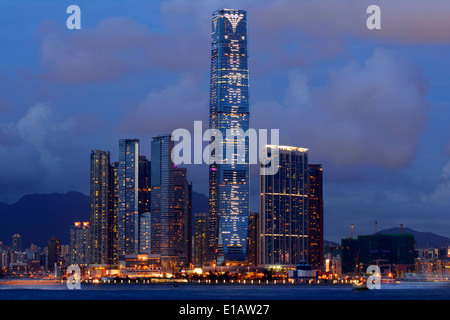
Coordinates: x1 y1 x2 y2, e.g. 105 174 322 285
0 191 90 248
378 227 450 249
0 190 210 248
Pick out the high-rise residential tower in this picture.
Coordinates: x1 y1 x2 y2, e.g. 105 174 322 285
208 9 250 264
118 139 140 258
70 222 90 266
89 150 113 264
308 164 324 269
259 145 309 266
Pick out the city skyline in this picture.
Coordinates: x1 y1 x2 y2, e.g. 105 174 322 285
1 0 450 245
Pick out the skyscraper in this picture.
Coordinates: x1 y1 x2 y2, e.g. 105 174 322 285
259 145 309 266
70 222 90 266
151 134 192 268
208 9 250 264
308 164 324 269
138 156 151 255
151 134 175 257
193 213 208 267
47 236 61 272
138 156 151 214
174 166 193 265
89 150 113 265
110 161 119 264
118 139 140 258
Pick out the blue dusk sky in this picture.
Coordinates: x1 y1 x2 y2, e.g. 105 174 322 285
1 0 450 242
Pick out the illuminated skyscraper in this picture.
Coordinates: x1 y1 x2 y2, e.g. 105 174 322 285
89 150 113 264
118 139 140 258
151 134 175 257
151 134 192 267
308 164 324 269
208 9 250 264
193 213 208 267
259 145 309 266
70 222 90 266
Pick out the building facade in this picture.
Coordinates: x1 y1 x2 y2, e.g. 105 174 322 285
89 150 113 264
208 8 250 264
341 234 416 274
308 164 324 269
70 222 90 266
151 134 175 257
193 213 209 267
118 139 140 258
259 145 309 266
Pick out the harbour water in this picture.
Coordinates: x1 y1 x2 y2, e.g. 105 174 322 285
0 281 449 300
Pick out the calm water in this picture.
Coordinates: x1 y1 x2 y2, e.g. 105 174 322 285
0 281 449 300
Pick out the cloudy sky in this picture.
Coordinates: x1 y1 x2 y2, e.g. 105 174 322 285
1 0 450 242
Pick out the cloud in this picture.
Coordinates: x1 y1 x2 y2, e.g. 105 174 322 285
38 17 209 85
0 103 83 201
253 48 429 170
118 72 208 136
422 160 450 205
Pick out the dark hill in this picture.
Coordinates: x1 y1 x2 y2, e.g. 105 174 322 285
378 227 450 249
0 190 209 248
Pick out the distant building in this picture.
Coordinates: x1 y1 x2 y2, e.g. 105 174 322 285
118 139 140 258
138 156 152 214
246 212 258 266
12 234 22 253
193 213 208 267
47 236 61 273
70 222 90 266
138 156 151 255
110 161 119 265
307 164 324 269
259 145 309 267
341 233 416 274
174 166 193 266
139 212 151 255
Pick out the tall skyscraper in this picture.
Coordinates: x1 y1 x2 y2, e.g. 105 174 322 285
151 134 192 268
193 213 208 267
138 156 151 213
174 166 193 265
151 134 175 257
259 145 309 266
110 161 119 265
308 164 324 269
70 222 90 266
89 150 113 265
246 212 258 266
208 9 250 264
138 156 151 255
118 139 140 258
